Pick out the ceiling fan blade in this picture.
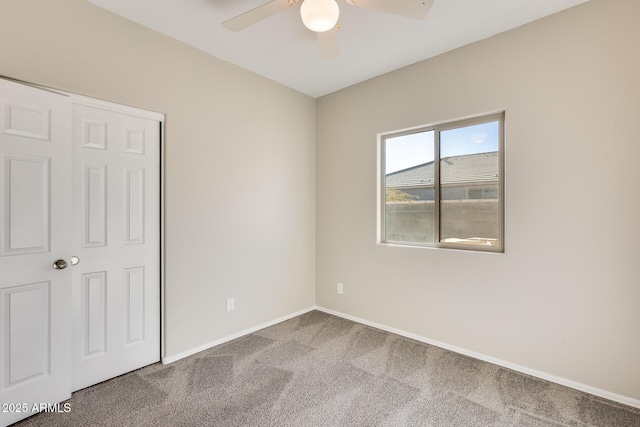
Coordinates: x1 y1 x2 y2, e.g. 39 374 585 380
345 0 434 20
318 27 340 59
222 0 298 32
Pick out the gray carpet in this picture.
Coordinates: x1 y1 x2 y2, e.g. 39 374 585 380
15 310 640 426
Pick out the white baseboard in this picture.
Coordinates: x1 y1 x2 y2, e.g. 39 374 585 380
315 306 640 410
161 306 316 365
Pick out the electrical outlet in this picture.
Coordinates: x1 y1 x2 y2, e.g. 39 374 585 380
226 298 235 312
337 282 344 295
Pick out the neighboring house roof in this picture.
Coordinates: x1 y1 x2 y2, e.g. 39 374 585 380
386 151 499 187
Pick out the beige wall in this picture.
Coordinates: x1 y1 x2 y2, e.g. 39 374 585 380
316 0 640 402
3 0 639 406
0 0 316 358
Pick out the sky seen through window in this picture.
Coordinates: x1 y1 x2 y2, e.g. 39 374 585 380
385 121 499 174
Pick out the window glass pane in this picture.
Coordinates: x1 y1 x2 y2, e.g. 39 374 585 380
384 131 435 244
439 121 500 247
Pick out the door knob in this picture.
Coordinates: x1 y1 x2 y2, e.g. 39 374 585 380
53 259 68 270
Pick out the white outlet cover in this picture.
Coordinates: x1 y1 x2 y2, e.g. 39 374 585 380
337 283 344 294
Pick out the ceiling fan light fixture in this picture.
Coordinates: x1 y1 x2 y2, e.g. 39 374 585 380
300 0 339 33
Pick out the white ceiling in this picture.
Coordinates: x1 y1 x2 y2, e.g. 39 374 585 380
87 0 589 98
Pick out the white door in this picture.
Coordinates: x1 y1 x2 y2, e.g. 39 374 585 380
0 78 161 426
0 79 73 426
70 102 160 391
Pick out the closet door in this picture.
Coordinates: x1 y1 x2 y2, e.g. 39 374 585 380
0 78 162 426
0 78 73 427
70 103 160 392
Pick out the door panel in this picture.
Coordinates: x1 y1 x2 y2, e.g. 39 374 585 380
2 154 50 255
3 282 50 385
124 266 145 345
0 78 72 427
125 167 145 244
2 102 51 141
71 104 160 392
82 163 108 247
81 271 108 358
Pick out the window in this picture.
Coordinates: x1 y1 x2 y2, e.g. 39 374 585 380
380 113 504 252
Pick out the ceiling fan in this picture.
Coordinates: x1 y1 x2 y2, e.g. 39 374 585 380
222 0 434 59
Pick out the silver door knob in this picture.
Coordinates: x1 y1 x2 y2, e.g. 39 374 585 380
53 259 68 270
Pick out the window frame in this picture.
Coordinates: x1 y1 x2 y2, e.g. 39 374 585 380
378 112 505 253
